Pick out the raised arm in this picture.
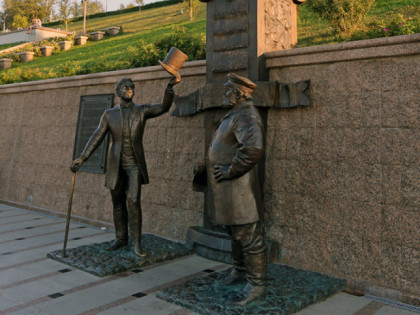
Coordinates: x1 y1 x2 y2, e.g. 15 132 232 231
144 74 181 119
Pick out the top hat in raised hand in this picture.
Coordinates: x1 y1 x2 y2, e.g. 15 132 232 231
159 47 188 77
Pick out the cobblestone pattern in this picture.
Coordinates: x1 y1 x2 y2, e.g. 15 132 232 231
265 55 420 296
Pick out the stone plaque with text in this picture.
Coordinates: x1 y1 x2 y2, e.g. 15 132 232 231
73 94 114 173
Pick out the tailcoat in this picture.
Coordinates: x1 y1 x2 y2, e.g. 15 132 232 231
80 87 174 190
208 101 264 226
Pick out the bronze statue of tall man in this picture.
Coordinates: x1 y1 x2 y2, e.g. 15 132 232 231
209 73 267 306
71 74 181 257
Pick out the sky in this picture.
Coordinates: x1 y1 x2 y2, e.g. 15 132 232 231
100 0 163 12
0 0 164 14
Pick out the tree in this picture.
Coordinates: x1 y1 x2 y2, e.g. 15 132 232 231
134 0 144 14
0 11 8 31
71 1 82 17
86 0 104 15
2 0 56 30
58 0 72 31
184 0 199 21
12 14 28 29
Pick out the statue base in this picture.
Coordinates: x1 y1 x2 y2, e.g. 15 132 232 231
158 263 346 314
47 234 193 277
187 226 280 264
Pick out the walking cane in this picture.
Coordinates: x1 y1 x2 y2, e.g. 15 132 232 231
63 172 77 257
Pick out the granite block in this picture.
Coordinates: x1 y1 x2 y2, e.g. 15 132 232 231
380 241 402 288
401 129 420 167
381 91 400 128
382 166 402 205
380 129 402 165
213 0 248 18
399 90 420 128
213 15 248 34
401 167 420 207
341 128 380 165
400 246 420 294
345 93 381 128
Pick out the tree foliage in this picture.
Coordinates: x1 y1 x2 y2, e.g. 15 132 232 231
2 0 56 30
134 0 144 13
70 0 104 17
58 0 72 31
12 14 29 29
184 0 199 21
308 0 375 34
86 0 105 15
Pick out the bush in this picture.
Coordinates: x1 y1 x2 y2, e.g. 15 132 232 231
126 26 206 68
127 40 164 67
155 26 206 60
58 61 82 77
0 67 55 85
308 0 375 35
350 14 419 40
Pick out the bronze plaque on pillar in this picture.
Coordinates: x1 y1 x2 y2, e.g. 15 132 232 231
72 94 114 173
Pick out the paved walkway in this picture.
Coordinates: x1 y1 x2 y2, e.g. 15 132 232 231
0 203 417 315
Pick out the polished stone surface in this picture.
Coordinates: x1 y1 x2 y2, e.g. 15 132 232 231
47 234 193 277
158 263 346 315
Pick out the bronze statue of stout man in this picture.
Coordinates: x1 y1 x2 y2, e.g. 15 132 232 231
209 73 267 305
71 75 181 257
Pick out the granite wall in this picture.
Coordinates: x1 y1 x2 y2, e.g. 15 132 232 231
264 34 419 303
0 34 418 301
0 61 206 239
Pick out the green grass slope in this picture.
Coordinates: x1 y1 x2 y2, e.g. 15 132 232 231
0 2 206 84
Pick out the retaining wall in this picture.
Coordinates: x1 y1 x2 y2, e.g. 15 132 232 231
264 34 419 303
0 34 418 301
0 61 207 239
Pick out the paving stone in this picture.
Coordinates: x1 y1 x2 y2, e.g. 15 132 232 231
296 293 371 315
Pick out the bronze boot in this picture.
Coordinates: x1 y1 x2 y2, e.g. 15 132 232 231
106 238 127 251
106 206 128 251
231 282 266 306
127 205 146 257
231 251 267 306
218 240 246 286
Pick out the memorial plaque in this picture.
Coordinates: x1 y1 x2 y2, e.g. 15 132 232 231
73 94 114 173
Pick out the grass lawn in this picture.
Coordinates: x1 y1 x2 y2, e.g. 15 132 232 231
0 42 26 51
59 2 205 35
0 2 206 84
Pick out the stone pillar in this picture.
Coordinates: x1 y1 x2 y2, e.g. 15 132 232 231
188 0 303 262
205 0 298 83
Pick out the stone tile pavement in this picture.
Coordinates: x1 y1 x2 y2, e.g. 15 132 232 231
0 203 418 315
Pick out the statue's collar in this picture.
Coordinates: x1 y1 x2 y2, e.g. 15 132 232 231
226 101 253 116
119 101 135 109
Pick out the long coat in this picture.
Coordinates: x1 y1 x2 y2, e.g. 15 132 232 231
207 101 264 226
80 87 174 190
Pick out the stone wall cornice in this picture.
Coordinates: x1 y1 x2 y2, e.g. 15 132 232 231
265 34 420 69
0 60 206 94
